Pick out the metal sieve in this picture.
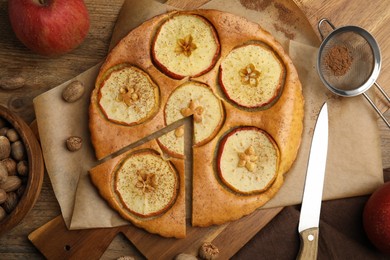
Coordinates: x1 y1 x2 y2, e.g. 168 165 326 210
317 18 390 127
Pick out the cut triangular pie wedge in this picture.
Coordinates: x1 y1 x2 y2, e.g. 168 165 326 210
89 140 186 238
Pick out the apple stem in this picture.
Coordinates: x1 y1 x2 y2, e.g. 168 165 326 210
38 0 48 6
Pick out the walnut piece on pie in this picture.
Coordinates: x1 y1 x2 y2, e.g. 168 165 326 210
180 100 204 123
237 146 258 172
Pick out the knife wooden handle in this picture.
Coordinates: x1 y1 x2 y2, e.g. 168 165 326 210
297 227 319 260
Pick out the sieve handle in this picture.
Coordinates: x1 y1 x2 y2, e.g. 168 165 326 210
374 82 390 103
362 92 390 128
318 18 336 40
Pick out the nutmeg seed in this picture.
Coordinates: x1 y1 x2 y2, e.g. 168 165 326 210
11 141 25 161
0 76 26 90
62 80 85 103
0 175 22 192
1 158 17 176
6 128 19 142
0 163 8 184
198 242 219 260
3 192 18 213
0 189 6 204
17 160 28 177
0 136 11 160
66 136 82 152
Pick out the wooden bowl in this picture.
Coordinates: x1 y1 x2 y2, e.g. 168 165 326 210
0 105 44 236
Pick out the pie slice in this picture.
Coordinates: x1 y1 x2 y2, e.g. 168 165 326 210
89 140 186 238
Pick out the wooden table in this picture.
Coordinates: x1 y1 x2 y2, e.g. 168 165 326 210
0 0 389 258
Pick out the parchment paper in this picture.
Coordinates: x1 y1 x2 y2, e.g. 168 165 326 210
33 0 383 230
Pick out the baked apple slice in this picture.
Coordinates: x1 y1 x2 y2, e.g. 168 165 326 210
219 43 286 109
114 150 179 218
98 64 160 126
158 81 224 158
90 143 186 238
151 13 220 79
217 126 280 195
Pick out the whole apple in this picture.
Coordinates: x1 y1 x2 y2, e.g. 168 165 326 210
8 0 90 56
363 181 390 255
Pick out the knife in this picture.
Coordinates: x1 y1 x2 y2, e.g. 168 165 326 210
297 102 329 260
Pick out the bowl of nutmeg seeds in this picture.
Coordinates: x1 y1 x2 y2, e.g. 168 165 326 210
0 105 44 235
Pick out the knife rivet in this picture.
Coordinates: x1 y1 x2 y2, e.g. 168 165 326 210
308 234 314 241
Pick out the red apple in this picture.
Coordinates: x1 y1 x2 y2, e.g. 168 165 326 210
8 0 90 56
363 181 390 254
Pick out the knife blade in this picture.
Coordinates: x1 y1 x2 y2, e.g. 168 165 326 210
297 102 329 260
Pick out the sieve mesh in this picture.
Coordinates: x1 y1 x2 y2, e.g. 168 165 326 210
319 30 374 92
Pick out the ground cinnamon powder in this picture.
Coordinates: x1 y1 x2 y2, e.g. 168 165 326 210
324 45 353 76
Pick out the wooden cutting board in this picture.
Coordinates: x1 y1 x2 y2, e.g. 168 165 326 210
28 207 282 259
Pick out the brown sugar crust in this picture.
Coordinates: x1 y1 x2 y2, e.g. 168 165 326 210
89 141 186 238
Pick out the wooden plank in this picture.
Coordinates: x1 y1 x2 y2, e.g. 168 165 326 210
28 208 283 260
28 216 123 260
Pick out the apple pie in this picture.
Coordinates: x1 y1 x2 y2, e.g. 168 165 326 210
89 9 304 238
